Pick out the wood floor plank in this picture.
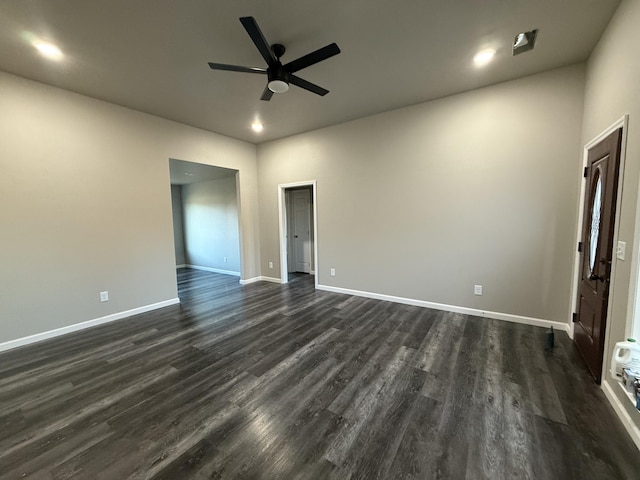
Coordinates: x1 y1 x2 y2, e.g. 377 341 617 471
0 269 639 479
386 394 444 478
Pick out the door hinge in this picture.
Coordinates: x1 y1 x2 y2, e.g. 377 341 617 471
584 166 588 178
572 312 578 323
578 241 583 252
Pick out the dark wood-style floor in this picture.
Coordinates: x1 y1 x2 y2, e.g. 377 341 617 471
1 269 639 479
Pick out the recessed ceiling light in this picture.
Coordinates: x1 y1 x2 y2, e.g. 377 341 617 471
473 49 495 67
251 122 264 133
34 41 63 60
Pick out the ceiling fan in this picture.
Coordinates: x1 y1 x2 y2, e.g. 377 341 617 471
208 16 341 101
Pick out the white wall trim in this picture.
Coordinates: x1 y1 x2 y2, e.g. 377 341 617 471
0 298 180 353
317 284 570 333
602 379 640 451
626 114 640 340
185 264 240 277
176 264 187 269
239 276 282 285
277 181 319 290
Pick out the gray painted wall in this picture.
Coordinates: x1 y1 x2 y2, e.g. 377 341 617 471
0 71 259 344
581 0 640 432
258 64 585 324
182 176 241 273
171 185 186 266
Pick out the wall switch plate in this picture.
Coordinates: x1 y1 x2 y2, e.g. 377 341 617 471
330 268 336 277
616 241 626 261
474 285 483 296
100 291 109 302
224 256 227 263
268 261 273 269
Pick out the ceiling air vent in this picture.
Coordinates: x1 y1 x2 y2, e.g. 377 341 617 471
512 29 538 56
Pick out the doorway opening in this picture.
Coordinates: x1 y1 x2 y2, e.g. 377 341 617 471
278 181 318 287
169 159 242 284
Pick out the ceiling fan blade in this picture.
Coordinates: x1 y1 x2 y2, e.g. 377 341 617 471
284 43 340 73
239 16 277 66
260 85 274 101
289 75 329 96
208 63 267 74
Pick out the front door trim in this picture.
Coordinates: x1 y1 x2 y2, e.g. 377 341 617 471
569 115 628 376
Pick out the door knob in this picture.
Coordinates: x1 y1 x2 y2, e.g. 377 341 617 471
589 273 604 281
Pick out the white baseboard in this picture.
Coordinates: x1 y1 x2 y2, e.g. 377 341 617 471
316 284 570 334
185 264 240 277
602 379 640 450
176 264 187 269
239 276 283 285
0 298 180 353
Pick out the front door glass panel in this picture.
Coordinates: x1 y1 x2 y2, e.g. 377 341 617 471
589 171 603 274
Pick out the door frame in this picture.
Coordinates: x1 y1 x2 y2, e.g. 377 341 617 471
278 180 318 287
568 115 628 370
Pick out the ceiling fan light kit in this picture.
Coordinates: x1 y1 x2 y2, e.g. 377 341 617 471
208 16 340 101
268 79 289 94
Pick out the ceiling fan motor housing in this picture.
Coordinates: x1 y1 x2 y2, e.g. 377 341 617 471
268 64 290 93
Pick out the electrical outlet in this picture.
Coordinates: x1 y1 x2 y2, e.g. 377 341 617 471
269 261 273 269
474 285 483 296
330 268 336 277
100 291 109 302
616 241 626 261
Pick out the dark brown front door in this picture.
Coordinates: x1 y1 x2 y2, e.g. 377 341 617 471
574 128 622 383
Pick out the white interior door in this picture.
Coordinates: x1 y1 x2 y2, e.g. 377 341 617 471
292 189 311 273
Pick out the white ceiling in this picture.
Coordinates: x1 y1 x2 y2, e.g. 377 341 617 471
0 0 620 144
